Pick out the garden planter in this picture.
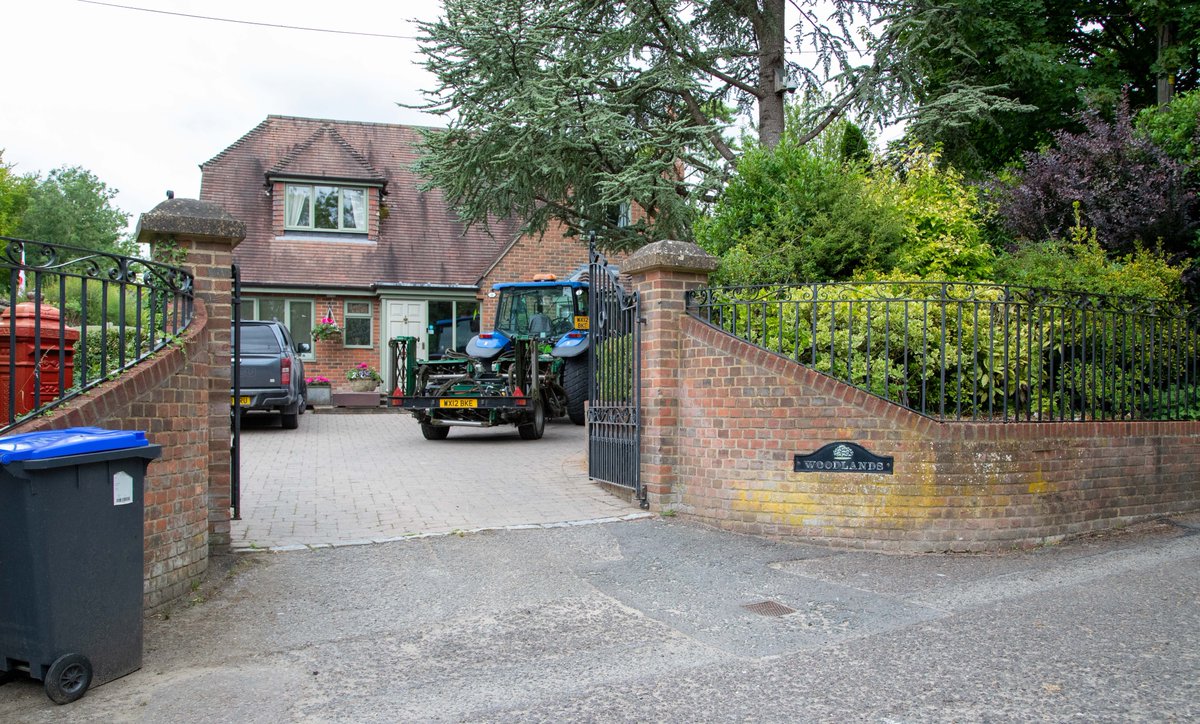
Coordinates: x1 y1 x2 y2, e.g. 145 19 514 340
307 386 331 406
349 379 378 393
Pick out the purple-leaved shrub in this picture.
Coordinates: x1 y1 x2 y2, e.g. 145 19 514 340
995 97 1197 257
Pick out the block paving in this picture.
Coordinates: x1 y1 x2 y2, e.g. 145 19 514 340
232 412 643 550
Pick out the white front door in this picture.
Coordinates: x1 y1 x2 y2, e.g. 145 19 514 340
385 300 427 376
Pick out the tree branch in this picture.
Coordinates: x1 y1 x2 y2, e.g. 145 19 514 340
679 88 738 164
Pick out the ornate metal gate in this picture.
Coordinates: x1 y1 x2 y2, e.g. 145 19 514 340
586 239 644 506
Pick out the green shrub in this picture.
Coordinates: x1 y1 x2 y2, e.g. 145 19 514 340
707 278 1197 420
39 277 155 328
697 122 905 285
869 148 995 280
72 325 160 389
993 209 1186 302
1136 89 1200 168
698 138 998 286
592 334 635 403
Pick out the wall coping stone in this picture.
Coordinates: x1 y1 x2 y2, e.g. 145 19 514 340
135 198 246 244
622 239 718 276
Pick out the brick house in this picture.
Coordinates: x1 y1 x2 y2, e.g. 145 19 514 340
199 115 592 391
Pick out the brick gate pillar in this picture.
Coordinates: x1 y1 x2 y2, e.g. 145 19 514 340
623 240 717 510
136 198 245 551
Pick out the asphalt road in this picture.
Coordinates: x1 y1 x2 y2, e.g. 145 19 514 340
2 514 1197 722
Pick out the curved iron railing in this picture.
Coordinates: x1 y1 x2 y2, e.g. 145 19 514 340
686 281 1200 422
1 236 194 432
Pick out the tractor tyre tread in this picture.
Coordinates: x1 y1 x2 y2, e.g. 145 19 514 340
564 357 587 426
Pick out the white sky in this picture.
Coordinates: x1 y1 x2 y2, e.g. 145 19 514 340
1 0 445 231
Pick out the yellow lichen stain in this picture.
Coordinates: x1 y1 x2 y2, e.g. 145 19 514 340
1028 471 1050 495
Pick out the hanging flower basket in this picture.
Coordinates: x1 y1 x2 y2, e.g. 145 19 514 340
312 316 342 342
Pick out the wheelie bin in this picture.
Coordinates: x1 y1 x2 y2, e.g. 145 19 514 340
0 427 161 704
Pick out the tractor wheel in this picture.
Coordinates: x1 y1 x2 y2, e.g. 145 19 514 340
421 423 450 440
564 357 587 426
518 398 546 440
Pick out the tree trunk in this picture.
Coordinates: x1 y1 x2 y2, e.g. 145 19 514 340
1157 21 1174 107
756 0 787 148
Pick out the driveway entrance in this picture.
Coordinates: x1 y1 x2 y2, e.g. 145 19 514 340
232 414 642 550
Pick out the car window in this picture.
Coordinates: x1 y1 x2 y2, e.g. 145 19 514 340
239 325 283 354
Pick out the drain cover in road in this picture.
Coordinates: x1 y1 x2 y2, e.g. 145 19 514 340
741 600 796 617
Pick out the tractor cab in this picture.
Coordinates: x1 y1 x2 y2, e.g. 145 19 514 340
467 278 589 360
494 281 588 340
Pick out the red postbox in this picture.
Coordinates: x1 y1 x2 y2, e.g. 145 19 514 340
0 303 80 422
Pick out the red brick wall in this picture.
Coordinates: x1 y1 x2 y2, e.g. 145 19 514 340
668 315 1200 551
8 202 245 610
186 238 237 553
629 242 1200 552
305 293 383 390
17 300 215 609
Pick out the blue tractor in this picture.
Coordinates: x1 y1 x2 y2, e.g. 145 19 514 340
391 276 590 440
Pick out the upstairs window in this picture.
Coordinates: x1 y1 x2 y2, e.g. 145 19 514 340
285 184 368 233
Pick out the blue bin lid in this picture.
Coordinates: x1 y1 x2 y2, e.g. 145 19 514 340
0 427 150 464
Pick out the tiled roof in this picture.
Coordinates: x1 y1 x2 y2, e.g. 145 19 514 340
268 125 383 183
199 115 521 290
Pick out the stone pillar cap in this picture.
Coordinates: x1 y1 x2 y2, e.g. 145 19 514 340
135 198 246 244
621 239 718 276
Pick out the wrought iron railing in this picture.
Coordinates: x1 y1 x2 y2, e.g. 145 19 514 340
1 236 194 432
686 282 1200 422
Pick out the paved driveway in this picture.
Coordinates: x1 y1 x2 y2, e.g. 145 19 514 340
232 413 644 550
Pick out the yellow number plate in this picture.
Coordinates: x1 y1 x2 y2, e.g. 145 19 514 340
574 316 590 330
232 396 251 406
440 398 478 408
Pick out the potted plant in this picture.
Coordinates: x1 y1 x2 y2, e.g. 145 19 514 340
346 362 381 392
312 315 342 342
305 376 332 406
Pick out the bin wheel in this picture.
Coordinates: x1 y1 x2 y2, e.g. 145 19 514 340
45 653 92 705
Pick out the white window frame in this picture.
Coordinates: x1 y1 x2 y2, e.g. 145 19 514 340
343 300 373 349
247 297 316 361
237 298 258 321
284 183 369 233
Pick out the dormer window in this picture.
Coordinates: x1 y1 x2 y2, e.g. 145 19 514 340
285 183 368 232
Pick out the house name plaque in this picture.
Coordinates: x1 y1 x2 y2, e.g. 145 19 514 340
794 442 893 475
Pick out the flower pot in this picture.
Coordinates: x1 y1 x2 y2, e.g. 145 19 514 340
307 386 331 406
349 378 378 393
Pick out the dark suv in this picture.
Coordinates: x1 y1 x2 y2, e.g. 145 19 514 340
233 321 309 429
